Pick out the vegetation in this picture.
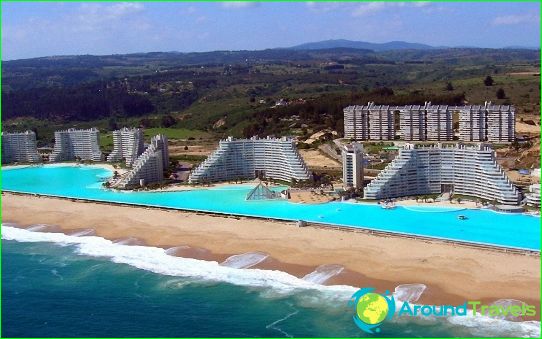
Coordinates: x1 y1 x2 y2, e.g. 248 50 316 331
2 47 539 146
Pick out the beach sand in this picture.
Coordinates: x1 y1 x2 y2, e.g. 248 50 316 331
2 192 540 312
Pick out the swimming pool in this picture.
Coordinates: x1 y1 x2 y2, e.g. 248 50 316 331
2 164 540 250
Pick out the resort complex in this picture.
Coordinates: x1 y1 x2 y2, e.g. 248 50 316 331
50 128 102 162
342 143 364 189
106 127 145 167
1 131 41 164
111 134 169 189
188 136 311 184
344 101 515 142
363 143 520 205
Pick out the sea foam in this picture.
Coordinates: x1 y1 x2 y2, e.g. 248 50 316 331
2 225 539 337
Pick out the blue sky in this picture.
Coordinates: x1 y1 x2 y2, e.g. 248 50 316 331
2 1 540 60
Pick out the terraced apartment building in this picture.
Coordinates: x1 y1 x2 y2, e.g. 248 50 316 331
1 131 41 164
112 134 169 189
50 128 102 162
107 127 145 167
364 143 520 205
344 101 514 142
188 136 311 184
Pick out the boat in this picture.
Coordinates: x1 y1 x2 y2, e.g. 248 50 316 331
457 215 468 220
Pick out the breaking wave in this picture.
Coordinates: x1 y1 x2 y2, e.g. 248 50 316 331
2 225 539 337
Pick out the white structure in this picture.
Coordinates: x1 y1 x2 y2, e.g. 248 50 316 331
113 134 168 189
400 102 454 141
188 136 311 184
345 102 513 142
1 131 41 164
343 103 394 140
107 127 145 166
364 143 520 205
152 134 169 169
50 128 102 162
525 184 540 207
459 101 515 142
342 143 364 189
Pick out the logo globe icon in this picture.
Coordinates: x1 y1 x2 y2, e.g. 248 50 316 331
348 287 396 334
356 293 389 325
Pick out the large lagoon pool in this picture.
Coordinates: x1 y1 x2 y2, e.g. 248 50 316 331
2 164 540 250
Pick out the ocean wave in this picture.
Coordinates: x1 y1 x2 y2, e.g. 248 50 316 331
2 225 539 337
2 226 356 297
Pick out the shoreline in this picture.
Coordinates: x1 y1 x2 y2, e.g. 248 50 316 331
5 190 538 253
2 193 540 314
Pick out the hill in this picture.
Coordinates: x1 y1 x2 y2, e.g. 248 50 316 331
1 46 540 148
289 39 436 51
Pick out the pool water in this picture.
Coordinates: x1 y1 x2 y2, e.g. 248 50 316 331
2 165 540 250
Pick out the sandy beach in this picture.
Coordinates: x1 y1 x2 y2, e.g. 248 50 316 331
1 192 540 312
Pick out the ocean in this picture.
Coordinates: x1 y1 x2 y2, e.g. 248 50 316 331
2 227 539 338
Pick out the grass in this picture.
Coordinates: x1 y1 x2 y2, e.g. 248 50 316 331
99 133 114 151
143 128 211 140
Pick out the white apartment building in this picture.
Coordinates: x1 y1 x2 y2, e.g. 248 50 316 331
426 104 454 141
343 105 370 140
364 143 520 205
399 102 454 141
50 128 102 162
188 136 311 184
343 103 394 140
525 184 540 207
113 134 168 189
342 143 364 189
345 101 513 142
459 101 515 142
107 127 145 167
1 131 41 164
400 104 426 141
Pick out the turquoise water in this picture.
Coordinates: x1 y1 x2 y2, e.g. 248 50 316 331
2 164 540 250
2 233 540 338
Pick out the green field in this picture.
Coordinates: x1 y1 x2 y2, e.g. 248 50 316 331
142 128 211 140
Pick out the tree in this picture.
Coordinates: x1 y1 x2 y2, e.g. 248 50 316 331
496 88 506 99
445 82 454 91
108 118 118 131
161 115 176 128
484 75 494 86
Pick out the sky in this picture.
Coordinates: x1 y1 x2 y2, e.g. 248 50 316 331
2 1 540 60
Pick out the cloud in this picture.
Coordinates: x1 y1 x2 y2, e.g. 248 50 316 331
306 2 343 13
352 1 432 17
491 13 539 26
221 1 260 9
75 2 145 32
352 2 387 16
